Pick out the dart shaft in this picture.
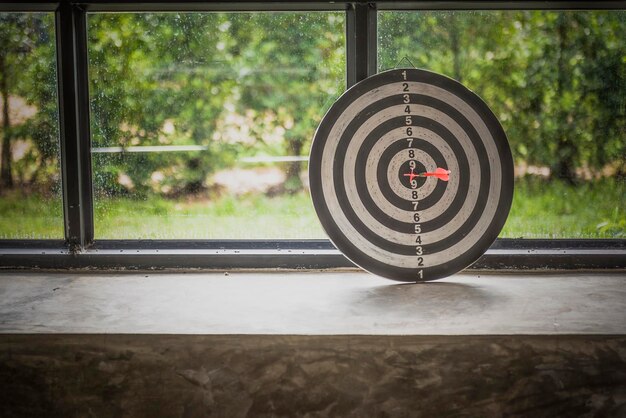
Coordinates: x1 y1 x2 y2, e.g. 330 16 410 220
419 169 450 181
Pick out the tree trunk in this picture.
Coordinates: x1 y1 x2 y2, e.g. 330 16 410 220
551 14 577 184
284 139 303 194
0 54 13 189
449 15 462 83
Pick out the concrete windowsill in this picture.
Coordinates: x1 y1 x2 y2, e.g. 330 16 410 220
0 271 624 335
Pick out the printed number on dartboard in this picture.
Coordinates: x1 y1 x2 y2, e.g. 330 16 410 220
403 69 424 280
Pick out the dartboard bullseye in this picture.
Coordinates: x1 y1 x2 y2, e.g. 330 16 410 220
309 68 514 282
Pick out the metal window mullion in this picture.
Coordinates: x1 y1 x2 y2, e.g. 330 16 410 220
346 2 377 88
56 3 94 251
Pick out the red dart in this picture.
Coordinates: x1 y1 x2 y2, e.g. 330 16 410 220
419 167 450 181
402 169 419 182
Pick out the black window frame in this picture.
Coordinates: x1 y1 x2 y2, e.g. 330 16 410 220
0 0 624 271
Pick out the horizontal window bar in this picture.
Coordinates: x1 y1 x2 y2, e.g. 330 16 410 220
5 1 623 13
84 2 349 12
375 1 626 10
0 240 67 250
0 3 59 12
0 248 354 270
0 1 348 12
1 239 623 251
1 239 624 271
2 249 624 271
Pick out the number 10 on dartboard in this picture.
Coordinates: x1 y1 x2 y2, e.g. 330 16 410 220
402 70 424 280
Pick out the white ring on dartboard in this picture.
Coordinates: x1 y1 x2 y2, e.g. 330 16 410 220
362 127 450 219
322 96 495 264
337 100 481 232
309 68 513 281
347 109 473 243
376 129 452 213
386 148 439 204
360 129 444 224
325 96 493 257
359 117 463 225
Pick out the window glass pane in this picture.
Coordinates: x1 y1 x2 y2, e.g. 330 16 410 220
379 11 625 238
88 12 344 239
0 13 62 239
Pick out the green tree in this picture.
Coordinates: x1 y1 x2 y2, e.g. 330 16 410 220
89 13 237 197
225 12 344 193
378 10 626 182
0 14 32 188
88 12 345 197
0 13 58 191
518 11 625 182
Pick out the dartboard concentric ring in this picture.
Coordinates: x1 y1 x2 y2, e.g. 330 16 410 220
309 68 514 282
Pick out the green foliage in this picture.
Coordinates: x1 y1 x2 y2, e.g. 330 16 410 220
4 10 624 195
88 12 345 196
0 13 59 191
88 13 235 197
379 11 626 181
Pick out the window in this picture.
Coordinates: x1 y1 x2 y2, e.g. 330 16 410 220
88 12 344 239
379 10 626 238
0 2 623 271
0 12 62 239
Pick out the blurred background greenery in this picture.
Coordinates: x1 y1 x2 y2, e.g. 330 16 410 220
0 10 624 239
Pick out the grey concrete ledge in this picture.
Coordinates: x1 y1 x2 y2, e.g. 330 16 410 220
0 271 625 335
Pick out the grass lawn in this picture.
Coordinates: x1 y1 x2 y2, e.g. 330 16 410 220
0 191 65 239
93 192 326 239
501 177 625 238
0 178 624 239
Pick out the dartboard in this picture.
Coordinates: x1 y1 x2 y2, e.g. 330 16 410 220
309 68 514 282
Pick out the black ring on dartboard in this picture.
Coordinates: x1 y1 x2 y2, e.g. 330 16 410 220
342 92 476 217
354 121 446 232
309 68 514 281
354 92 485 214
342 111 479 239
334 113 479 256
374 139 448 221
372 121 457 212
356 135 449 232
